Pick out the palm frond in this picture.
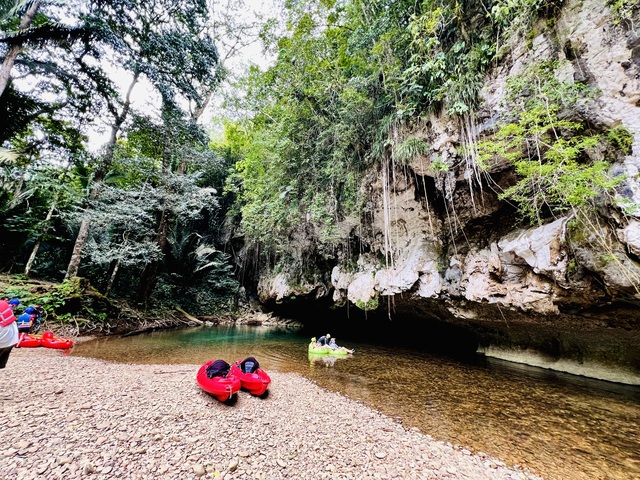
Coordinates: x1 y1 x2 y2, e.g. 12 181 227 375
0 147 18 162
0 23 86 47
194 245 216 258
1 0 35 22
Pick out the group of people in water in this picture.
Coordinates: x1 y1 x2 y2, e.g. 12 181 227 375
311 333 354 354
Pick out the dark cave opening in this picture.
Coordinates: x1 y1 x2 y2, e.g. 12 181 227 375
267 299 481 357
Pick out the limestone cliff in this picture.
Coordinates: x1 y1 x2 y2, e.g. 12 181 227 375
253 0 640 383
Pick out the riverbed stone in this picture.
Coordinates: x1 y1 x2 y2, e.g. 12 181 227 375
1 347 543 480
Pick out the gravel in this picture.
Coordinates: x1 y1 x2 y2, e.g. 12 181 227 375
1 346 544 480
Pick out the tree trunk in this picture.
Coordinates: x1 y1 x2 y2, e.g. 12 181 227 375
24 238 41 276
104 259 120 297
135 130 173 307
65 72 140 280
65 218 91 279
0 0 42 98
10 174 25 208
135 207 170 308
24 196 57 276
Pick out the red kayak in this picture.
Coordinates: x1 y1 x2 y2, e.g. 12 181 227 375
15 333 42 348
40 331 73 349
231 357 271 397
196 360 241 403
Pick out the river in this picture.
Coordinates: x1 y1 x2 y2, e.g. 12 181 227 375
70 325 640 480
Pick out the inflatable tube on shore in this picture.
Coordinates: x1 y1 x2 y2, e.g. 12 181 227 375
16 333 42 348
40 331 73 349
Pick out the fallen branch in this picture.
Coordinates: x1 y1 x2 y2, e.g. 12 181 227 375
175 307 203 324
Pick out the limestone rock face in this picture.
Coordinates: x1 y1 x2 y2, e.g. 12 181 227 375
257 272 327 304
254 0 640 372
347 271 377 306
260 273 293 303
619 219 640 257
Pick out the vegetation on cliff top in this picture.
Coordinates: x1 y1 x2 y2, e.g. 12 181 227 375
225 0 631 280
476 61 626 225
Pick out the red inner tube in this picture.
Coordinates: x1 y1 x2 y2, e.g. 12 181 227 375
40 332 73 349
16 334 42 348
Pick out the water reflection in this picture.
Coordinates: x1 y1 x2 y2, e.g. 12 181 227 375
308 351 354 367
71 326 640 480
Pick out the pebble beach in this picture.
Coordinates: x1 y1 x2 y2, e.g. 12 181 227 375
1 346 544 480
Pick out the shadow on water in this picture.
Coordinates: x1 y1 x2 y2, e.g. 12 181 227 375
71 325 640 480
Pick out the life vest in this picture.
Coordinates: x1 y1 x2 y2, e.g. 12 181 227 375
16 313 33 328
206 360 231 378
240 356 259 373
0 300 16 327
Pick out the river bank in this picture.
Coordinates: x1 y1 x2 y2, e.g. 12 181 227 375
1 347 543 480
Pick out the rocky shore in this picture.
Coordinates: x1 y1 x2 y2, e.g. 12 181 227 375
1 347 543 480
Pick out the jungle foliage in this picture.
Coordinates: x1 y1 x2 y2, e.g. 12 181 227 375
476 62 625 225
0 0 236 318
1 0 633 320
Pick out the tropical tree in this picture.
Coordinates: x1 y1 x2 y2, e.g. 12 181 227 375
99 103 225 307
77 183 164 296
0 0 87 98
224 0 389 265
0 158 86 276
63 0 221 279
